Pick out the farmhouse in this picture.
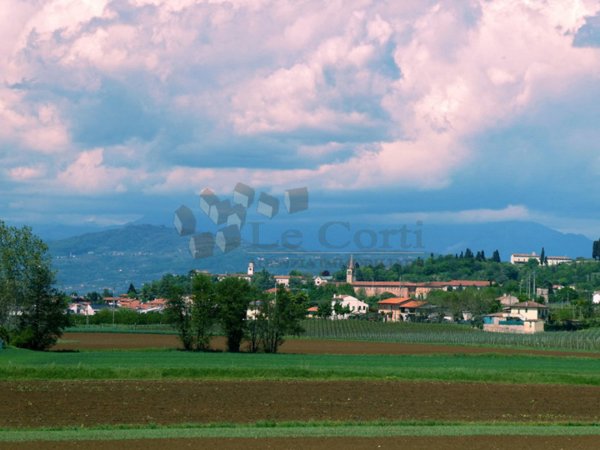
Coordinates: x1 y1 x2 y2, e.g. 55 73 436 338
377 297 428 322
483 301 548 334
331 295 369 320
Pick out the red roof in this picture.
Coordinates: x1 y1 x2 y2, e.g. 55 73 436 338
119 300 141 309
377 297 411 305
353 280 490 288
399 300 427 309
307 306 319 312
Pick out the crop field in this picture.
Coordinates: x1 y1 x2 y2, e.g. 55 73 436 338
68 319 600 352
302 320 600 352
1 332 600 449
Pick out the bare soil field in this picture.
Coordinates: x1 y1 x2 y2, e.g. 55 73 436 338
54 333 600 357
2 436 600 450
1 380 598 428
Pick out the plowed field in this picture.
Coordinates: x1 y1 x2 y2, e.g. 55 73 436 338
2 380 599 428
54 333 600 357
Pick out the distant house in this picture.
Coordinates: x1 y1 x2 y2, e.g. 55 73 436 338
118 299 142 311
377 297 428 322
306 306 319 318
593 291 600 305
139 298 167 314
497 294 519 308
313 275 332 287
331 295 369 320
483 301 548 334
246 300 264 320
68 302 95 316
510 252 572 266
274 275 291 287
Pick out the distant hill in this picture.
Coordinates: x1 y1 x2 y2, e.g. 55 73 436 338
422 221 592 260
47 221 593 294
48 224 251 294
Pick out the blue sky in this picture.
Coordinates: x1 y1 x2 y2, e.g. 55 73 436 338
1 0 600 238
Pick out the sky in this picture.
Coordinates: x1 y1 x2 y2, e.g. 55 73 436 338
1 0 600 239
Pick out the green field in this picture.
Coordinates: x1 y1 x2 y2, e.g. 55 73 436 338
2 346 600 385
3 329 600 447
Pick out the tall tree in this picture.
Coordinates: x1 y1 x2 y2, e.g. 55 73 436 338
0 221 68 350
127 283 137 298
215 277 254 352
593 240 600 261
540 247 546 266
190 273 215 351
491 250 501 263
166 285 193 350
259 286 307 353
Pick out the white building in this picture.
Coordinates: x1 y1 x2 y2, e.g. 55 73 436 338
274 275 290 287
68 302 95 316
510 252 572 266
593 291 600 305
313 275 332 287
331 295 369 320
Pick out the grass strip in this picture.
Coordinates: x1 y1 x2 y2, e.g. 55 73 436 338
1 422 599 442
1 365 599 386
4 348 600 385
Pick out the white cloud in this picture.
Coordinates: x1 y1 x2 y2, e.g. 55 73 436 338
377 205 532 225
56 148 141 194
8 165 46 181
0 0 599 201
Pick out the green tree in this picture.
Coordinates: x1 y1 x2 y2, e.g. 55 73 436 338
258 286 307 353
127 283 137 298
0 221 68 350
491 250 501 263
251 269 275 291
85 291 102 303
190 273 215 351
593 239 600 261
166 284 193 350
317 299 333 318
540 248 547 266
215 277 254 352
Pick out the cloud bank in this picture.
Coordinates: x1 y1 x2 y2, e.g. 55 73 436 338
1 0 599 232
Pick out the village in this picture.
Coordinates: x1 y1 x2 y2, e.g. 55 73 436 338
67 249 600 335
